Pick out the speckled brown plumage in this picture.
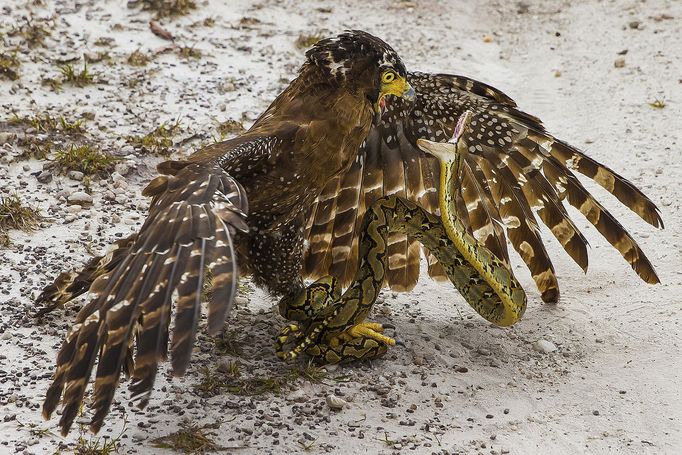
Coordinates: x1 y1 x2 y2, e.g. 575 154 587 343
40 31 412 435
303 72 663 302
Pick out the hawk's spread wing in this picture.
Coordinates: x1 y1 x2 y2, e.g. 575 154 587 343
303 72 662 301
42 161 248 435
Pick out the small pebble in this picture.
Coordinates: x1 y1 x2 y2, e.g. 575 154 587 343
36 171 52 183
325 394 348 410
68 191 93 205
67 170 84 181
532 339 557 353
115 163 130 176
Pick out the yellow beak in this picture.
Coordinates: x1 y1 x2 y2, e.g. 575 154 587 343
373 77 415 123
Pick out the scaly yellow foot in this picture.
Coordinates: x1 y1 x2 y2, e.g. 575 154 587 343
346 322 396 346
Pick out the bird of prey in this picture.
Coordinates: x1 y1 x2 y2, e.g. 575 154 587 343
39 31 416 435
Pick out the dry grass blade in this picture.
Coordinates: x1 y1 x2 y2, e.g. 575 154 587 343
138 0 197 18
0 194 42 246
295 33 324 50
0 51 21 80
127 119 182 155
152 421 222 453
127 49 151 66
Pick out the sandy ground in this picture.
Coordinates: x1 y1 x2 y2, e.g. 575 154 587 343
1 0 680 454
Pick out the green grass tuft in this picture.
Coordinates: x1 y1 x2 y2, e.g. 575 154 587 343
74 415 126 454
648 99 666 109
54 145 118 175
0 51 20 80
59 63 96 87
11 113 84 135
127 119 182 155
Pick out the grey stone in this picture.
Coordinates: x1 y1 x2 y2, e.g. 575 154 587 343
68 191 93 204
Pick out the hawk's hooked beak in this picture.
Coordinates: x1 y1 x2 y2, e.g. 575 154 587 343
373 77 416 124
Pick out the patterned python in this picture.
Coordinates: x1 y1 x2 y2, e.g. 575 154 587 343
276 111 527 363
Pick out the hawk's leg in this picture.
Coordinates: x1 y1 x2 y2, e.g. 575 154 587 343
274 277 395 363
278 276 340 322
275 318 393 363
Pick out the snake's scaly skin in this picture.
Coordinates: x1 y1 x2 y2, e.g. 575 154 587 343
276 112 527 363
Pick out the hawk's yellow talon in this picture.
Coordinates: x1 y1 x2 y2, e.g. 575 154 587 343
347 322 396 346
354 322 385 333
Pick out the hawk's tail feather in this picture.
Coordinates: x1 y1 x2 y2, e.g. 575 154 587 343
34 236 137 317
494 145 590 272
468 105 660 291
499 112 661 284
460 163 510 267
540 153 660 284
474 156 560 302
548 136 663 229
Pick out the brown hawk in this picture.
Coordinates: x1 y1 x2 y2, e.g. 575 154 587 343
39 31 415 435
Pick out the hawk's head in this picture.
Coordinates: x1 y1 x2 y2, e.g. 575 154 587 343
306 30 415 123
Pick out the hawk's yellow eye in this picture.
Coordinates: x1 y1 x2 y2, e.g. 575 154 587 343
382 71 396 83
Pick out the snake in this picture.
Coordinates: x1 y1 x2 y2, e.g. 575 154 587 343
275 111 527 364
